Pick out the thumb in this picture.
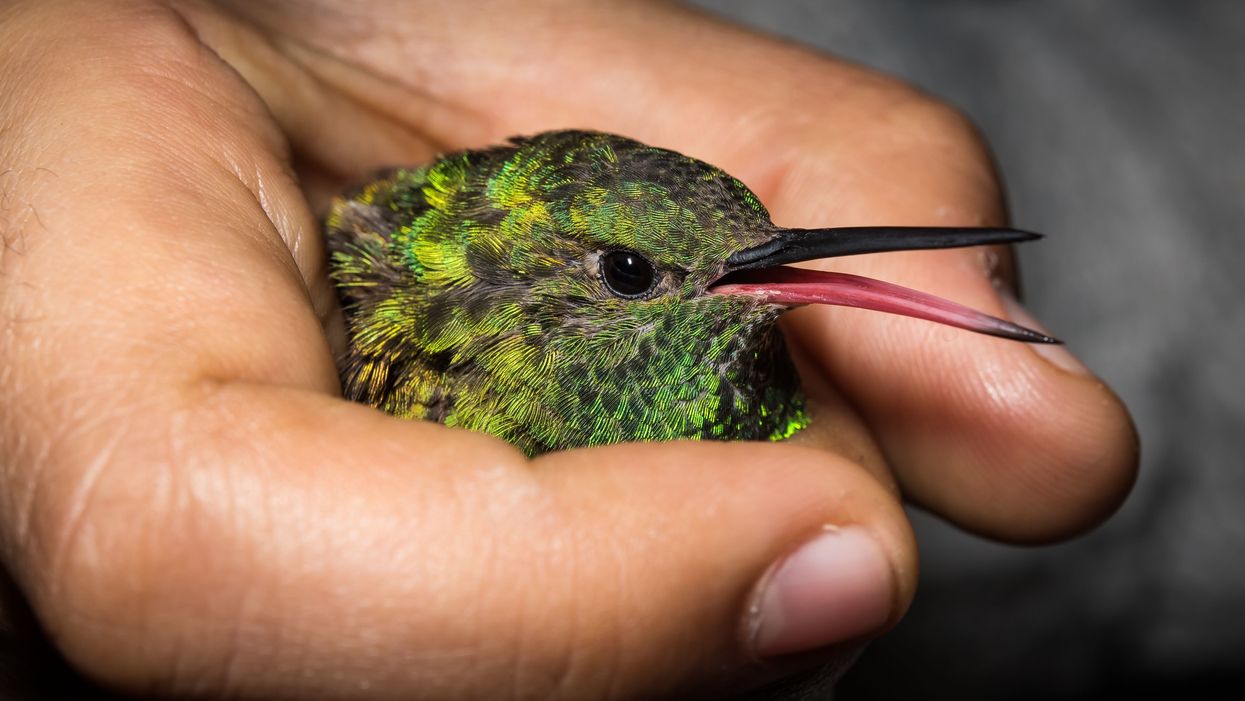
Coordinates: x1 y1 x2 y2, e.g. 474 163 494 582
22 390 915 699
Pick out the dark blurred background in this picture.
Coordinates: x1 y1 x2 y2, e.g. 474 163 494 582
692 0 1245 698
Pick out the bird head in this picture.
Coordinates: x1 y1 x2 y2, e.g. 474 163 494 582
327 130 1052 455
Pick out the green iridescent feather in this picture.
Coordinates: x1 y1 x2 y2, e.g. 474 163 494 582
327 130 809 456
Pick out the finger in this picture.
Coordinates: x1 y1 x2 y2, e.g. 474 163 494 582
266 0 1139 542
753 97 1139 543
170 0 450 209
0 3 916 698
16 393 916 699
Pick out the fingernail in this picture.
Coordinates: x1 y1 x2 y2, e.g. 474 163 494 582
997 291 1092 376
748 526 894 659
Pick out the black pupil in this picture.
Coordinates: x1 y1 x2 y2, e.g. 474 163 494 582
602 251 655 298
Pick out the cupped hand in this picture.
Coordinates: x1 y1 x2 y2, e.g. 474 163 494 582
0 0 1137 698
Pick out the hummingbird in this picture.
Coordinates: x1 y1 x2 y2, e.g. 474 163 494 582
326 130 1055 456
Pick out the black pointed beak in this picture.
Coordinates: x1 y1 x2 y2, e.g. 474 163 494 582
726 226 1042 270
712 226 1059 344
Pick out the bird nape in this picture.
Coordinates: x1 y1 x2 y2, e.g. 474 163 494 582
326 130 1055 456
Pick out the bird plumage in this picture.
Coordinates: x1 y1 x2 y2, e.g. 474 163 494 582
327 131 810 455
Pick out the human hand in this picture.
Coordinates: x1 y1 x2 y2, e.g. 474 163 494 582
0 0 1137 698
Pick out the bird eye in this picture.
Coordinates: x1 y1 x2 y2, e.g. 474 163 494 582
601 250 656 298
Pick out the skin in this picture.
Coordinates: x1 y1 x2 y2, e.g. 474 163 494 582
0 0 1138 699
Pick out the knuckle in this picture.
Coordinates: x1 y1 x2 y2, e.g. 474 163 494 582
13 433 230 695
22 459 156 656
892 91 986 147
870 90 995 175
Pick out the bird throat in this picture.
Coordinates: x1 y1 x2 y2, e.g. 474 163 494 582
341 284 810 456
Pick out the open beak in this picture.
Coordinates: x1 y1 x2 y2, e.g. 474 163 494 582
710 226 1060 343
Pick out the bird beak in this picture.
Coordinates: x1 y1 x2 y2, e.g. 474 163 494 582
710 226 1059 343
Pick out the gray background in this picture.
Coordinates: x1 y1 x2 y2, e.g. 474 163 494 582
691 0 1245 698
